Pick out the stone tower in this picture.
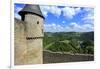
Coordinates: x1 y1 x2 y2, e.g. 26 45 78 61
15 4 44 65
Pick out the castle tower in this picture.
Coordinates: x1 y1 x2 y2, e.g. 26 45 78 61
18 4 44 64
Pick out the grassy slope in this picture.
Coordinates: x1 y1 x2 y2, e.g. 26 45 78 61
43 32 94 54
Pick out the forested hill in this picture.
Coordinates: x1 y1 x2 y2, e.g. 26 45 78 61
43 31 94 54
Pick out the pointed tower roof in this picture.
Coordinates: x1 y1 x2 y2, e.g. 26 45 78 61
18 4 44 19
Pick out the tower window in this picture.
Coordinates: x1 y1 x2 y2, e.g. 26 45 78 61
37 21 39 24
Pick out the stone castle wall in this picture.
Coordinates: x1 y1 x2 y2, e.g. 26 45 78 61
14 17 43 65
14 18 27 65
43 50 94 64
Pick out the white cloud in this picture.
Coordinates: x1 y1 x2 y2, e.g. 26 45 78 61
83 24 94 30
44 23 64 32
62 7 81 19
74 23 92 32
40 6 62 18
83 8 94 12
40 6 81 19
15 6 22 13
62 7 75 19
75 7 81 14
83 14 94 20
40 6 50 17
44 22 93 32
68 22 84 32
50 6 62 18
82 8 94 24
67 22 94 32
62 21 66 23
69 22 81 29
42 6 94 32
14 6 23 19
15 13 21 20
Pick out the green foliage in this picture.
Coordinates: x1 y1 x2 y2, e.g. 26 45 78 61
43 32 94 54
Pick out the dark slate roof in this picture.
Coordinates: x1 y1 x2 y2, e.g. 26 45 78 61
18 4 44 19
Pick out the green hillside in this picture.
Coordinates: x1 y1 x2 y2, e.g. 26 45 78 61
43 32 94 54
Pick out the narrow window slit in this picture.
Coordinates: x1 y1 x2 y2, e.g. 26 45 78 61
37 21 39 24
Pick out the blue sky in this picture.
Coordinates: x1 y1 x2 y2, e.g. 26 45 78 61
15 4 94 32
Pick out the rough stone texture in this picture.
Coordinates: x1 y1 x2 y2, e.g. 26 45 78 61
25 14 43 64
14 14 43 65
25 14 44 37
14 18 27 65
43 51 94 64
27 39 43 64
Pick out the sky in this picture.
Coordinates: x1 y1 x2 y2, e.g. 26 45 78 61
14 4 94 32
